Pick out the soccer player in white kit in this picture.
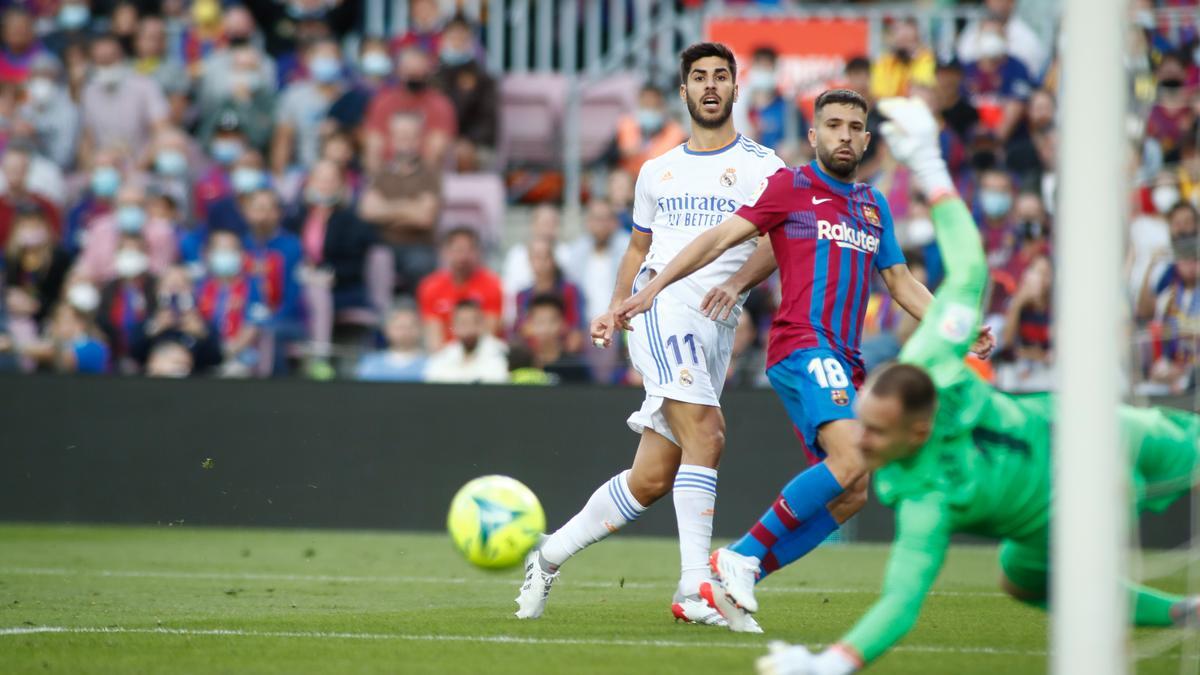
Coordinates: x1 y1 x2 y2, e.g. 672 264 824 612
515 43 785 628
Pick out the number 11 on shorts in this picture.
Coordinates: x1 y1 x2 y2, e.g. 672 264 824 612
806 357 849 389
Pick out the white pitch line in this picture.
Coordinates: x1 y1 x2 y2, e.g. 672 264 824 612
0 625 1048 658
0 567 1006 598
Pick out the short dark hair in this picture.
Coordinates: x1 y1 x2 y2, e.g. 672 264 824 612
679 42 737 85
752 46 778 64
442 226 480 248
814 88 869 117
845 56 871 76
869 363 938 418
1166 200 1199 226
528 293 565 316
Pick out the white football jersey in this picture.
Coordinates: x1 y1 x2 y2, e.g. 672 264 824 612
633 134 786 326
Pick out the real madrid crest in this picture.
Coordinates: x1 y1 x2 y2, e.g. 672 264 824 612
679 368 694 387
862 205 880 226
720 168 737 187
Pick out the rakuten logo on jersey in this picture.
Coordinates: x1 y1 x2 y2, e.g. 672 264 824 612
817 220 879 253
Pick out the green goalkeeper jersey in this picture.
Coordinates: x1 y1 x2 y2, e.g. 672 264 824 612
839 198 1200 664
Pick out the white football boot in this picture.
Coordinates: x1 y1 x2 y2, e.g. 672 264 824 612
709 547 762 613
699 580 763 633
671 591 728 627
514 544 558 619
755 641 816 675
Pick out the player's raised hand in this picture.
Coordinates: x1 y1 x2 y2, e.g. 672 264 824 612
877 97 955 200
971 325 997 360
701 280 741 322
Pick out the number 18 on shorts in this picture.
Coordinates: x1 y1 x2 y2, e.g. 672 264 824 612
765 348 864 457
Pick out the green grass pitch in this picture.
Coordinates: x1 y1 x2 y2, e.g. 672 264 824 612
0 524 1194 674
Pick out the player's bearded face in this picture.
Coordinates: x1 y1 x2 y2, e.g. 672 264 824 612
812 104 870 179
682 59 736 130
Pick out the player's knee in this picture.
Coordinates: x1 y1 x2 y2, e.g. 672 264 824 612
999 574 1046 605
627 470 673 503
828 479 868 522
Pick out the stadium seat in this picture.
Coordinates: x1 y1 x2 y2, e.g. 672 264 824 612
438 173 506 246
579 74 641 165
498 73 568 167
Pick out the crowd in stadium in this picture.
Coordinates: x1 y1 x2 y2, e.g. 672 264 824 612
0 0 1195 393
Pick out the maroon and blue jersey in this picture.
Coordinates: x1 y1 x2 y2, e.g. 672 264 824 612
736 161 906 370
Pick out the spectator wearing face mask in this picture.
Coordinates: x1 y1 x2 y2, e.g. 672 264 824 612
424 298 508 384
1138 201 1200 323
243 1 359 79
196 5 277 108
138 264 222 375
43 1 96 61
992 191 1053 339
975 168 1018 271
78 33 169 170
74 182 176 283
358 111 442 294
270 38 345 176
193 112 252 223
328 38 394 134
565 200 629 327
743 47 793 151
355 303 428 382
962 19 1036 143
0 146 60 248
63 148 124 255
957 0 1047 76
17 54 79 170
616 85 686 176
97 233 158 370
146 127 204 222
1146 53 1197 165
1130 175 1189 298
433 16 498 172
207 150 271 236
364 45 457 172
196 228 268 376
4 208 70 327
871 19 936 99
198 45 277 153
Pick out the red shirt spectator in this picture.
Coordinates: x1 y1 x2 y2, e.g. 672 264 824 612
417 227 502 349
0 146 60 247
364 46 457 169
388 0 444 56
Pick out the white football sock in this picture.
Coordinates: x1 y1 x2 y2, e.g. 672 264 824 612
673 464 718 597
540 470 646 568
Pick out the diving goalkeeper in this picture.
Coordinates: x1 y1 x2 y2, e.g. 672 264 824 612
754 97 1200 675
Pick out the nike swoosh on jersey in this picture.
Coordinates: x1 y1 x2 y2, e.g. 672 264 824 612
812 197 832 205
